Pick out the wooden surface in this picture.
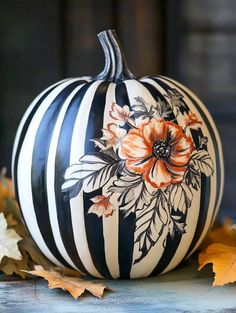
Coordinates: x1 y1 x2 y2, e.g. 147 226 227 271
0 261 236 313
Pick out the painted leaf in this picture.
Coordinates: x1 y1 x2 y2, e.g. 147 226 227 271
185 164 201 191
110 175 151 216
88 195 115 217
154 98 172 119
24 266 110 299
131 96 153 121
168 213 186 239
133 192 169 264
0 213 22 263
198 243 236 287
169 183 193 213
191 150 214 177
62 152 119 199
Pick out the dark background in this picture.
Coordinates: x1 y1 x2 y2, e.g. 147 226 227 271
0 0 235 217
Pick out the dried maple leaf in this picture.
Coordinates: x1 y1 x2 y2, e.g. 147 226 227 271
198 218 236 287
0 168 14 212
198 243 236 287
21 237 54 270
0 245 30 279
24 266 110 299
0 213 22 262
208 218 236 246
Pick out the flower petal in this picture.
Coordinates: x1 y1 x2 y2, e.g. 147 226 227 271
142 118 167 144
170 136 194 166
126 157 155 175
172 135 194 153
144 160 172 188
167 123 185 146
90 195 107 203
120 131 152 159
165 162 186 183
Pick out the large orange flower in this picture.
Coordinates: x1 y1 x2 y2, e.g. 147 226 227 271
120 118 195 188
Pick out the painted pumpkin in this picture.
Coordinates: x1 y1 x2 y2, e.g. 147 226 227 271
12 30 224 279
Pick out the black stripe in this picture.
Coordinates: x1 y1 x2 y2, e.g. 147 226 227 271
83 81 112 278
139 79 188 275
31 81 81 268
115 82 136 278
158 76 218 256
54 82 91 274
13 81 66 202
13 80 68 262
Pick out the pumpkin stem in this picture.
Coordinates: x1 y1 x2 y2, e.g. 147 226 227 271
96 29 135 82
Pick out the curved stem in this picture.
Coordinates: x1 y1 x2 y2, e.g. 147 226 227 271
96 29 135 82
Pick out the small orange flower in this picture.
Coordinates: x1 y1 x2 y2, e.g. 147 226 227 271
120 118 194 188
88 195 114 217
184 112 202 129
109 102 132 126
101 123 126 149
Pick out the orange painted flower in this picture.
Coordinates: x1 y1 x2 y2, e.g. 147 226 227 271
184 112 202 129
120 118 195 188
101 123 126 150
88 195 114 218
109 102 132 126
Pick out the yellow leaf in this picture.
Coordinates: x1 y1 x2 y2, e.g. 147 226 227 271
24 266 111 299
198 243 236 287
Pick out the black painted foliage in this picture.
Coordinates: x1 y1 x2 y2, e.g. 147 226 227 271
61 93 214 264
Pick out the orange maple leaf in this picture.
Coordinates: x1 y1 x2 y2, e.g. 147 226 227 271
23 266 111 299
198 243 236 287
198 218 236 287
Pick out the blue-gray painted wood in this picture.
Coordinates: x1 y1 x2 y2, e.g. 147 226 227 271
0 261 236 313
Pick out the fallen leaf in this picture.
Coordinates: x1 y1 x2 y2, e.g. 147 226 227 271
21 237 54 270
198 243 236 287
0 195 54 277
0 245 30 279
0 168 14 212
198 218 236 287
208 218 236 246
0 213 22 263
24 266 110 299
3 198 29 238
6 213 18 227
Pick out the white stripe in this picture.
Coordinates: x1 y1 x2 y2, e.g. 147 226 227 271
46 84 85 270
163 78 224 255
17 79 81 267
102 82 120 278
159 76 222 258
140 77 202 273
12 79 69 179
69 80 103 278
123 79 170 278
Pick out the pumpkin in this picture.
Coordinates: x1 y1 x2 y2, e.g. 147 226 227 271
12 29 224 279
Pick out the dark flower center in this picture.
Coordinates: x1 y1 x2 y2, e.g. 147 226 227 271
153 140 171 160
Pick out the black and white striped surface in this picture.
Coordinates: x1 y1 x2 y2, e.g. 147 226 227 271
12 76 224 279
